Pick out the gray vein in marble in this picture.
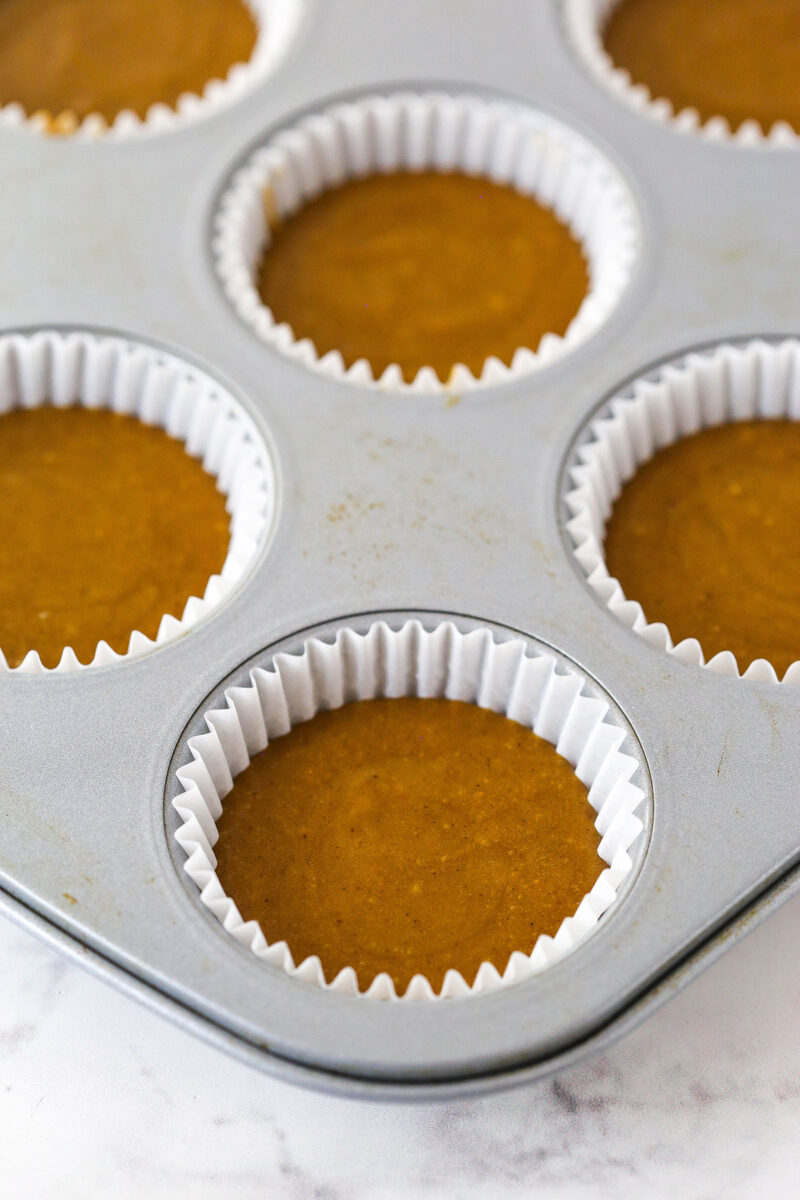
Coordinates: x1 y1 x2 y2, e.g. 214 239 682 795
1 897 800 1199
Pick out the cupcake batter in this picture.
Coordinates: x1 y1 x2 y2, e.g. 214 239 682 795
0 0 258 124
604 0 800 132
605 420 800 676
0 406 230 667
214 697 602 993
256 172 589 381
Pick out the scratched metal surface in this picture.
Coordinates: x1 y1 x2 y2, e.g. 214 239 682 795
0 0 798 1096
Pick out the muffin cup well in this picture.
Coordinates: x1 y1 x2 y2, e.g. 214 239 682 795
213 90 640 393
0 330 274 673
0 0 304 140
564 338 800 684
563 0 800 147
172 618 646 1001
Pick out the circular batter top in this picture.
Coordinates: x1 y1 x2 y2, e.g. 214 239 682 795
604 420 800 676
603 0 800 132
256 171 589 383
0 406 231 667
0 0 258 124
213 697 602 994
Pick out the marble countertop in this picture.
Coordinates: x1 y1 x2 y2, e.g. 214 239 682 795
2 899 799 1199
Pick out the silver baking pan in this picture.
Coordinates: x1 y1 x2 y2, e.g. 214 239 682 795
1 0 798 1099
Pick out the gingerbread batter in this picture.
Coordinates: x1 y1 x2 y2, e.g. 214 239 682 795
214 697 602 993
0 406 231 667
605 420 800 676
604 0 800 132
0 0 258 124
257 172 589 382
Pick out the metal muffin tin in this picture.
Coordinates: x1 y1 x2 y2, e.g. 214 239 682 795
1 0 799 1100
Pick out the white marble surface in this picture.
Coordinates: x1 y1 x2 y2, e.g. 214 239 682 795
2 899 800 1200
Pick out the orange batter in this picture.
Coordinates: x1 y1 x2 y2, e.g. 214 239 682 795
604 0 800 132
605 421 800 675
0 406 231 667
214 698 602 993
0 0 258 125
257 172 589 382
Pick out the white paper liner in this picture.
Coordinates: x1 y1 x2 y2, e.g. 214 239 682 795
563 0 800 147
0 0 304 141
213 91 640 393
0 330 274 674
564 338 800 685
173 619 646 1001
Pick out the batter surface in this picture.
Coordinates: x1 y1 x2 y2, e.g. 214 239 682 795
605 421 800 676
214 698 602 993
0 0 258 123
604 0 800 132
256 172 589 382
0 406 231 667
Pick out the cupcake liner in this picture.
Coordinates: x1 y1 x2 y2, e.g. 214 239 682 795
0 0 304 141
172 618 647 1001
564 338 800 684
563 0 800 147
212 90 640 393
0 330 274 673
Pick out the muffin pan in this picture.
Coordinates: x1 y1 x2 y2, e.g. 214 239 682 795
1 0 799 1099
